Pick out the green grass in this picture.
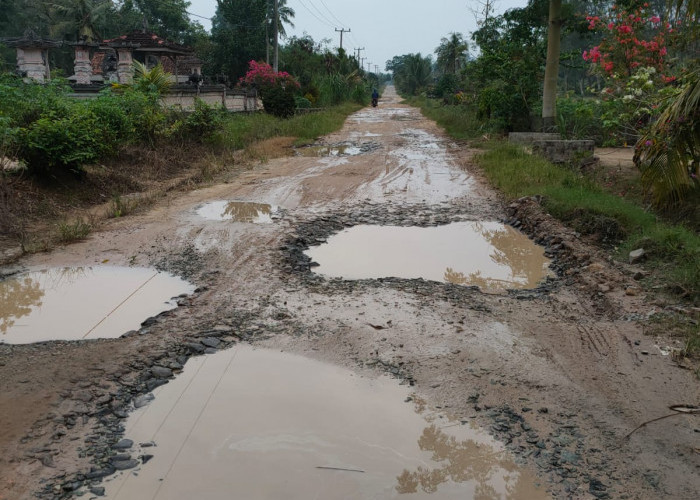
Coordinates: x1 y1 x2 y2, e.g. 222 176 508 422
405 97 483 140
214 103 363 150
57 219 92 243
477 142 700 302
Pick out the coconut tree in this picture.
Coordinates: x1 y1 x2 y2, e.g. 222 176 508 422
266 0 295 65
49 0 111 42
435 32 468 75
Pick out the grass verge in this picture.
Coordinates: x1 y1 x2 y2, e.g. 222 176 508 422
214 103 364 150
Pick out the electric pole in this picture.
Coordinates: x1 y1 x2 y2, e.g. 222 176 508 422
360 57 366 71
354 47 365 62
273 0 279 72
335 28 350 50
374 64 379 74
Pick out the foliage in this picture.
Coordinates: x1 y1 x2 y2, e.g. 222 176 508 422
635 67 699 204
464 0 549 131
435 33 468 75
19 103 108 175
387 53 433 96
131 61 173 95
239 60 300 117
582 5 676 79
210 0 267 82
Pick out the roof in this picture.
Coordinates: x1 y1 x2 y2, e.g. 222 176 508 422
0 30 62 49
101 31 192 55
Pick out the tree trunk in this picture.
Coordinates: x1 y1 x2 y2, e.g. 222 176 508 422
542 0 562 132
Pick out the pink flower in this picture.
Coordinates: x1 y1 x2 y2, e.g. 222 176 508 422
650 16 660 23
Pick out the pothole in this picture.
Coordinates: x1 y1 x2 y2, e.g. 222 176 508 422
196 201 280 223
295 141 381 157
99 345 549 499
304 222 552 293
0 266 194 344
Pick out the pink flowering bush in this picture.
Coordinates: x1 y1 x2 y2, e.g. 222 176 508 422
239 61 301 118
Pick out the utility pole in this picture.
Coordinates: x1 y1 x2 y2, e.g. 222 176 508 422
374 64 378 74
360 57 366 71
367 62 371 73
335 28 350 50
273 0 279 72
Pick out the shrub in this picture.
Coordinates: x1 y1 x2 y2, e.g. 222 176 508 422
19 104 108 176
261 85 297 118
294 96 312 109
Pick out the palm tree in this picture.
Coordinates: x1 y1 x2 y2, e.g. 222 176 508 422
49 0 111 42
266 0 295 65
435 33 468 75
634 0 699 205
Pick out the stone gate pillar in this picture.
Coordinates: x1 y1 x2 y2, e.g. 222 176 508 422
117 48 134 84
71 43 93 85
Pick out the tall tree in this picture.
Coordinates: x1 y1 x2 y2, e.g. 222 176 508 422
115 0 198 42
265 0 294 65
542 0 563 131
435 32 468 75
49 0 112 42
211 0 267 82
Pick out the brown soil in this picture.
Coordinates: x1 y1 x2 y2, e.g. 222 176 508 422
0 88 698 500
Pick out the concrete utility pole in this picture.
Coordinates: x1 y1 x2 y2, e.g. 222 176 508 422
273 0 279 72
360 57 366 71
335 28 350 50
355 47 365 62
374 64 378 74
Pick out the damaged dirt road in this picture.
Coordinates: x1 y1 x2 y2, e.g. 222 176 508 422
1 87 698 499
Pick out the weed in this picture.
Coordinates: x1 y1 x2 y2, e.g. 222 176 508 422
57 219 91 242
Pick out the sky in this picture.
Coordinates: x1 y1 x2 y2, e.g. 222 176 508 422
187 0 526 72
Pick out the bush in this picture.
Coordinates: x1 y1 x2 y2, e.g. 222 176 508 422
294 96 312 109
19 104 108 176
262 85 297 118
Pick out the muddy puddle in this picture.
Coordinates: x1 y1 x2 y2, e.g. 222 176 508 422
0 267 193 344
305 222 552 293
101 345 548 499
196 201 279 223
295 142 380 158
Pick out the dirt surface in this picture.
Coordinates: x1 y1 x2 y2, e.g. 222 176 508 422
1 87 698 500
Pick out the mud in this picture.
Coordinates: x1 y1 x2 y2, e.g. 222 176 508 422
305 222 551 293
100 345 548 500
0 86 698 500
0 267 193 344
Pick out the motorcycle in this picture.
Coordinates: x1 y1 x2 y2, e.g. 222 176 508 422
371 97 378 107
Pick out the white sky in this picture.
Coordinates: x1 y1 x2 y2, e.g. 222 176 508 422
187 0 526 72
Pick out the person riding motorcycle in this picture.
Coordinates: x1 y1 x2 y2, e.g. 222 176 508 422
371 89 379 107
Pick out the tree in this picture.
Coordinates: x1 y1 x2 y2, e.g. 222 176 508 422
542 0 563 131
210 0 266 82
435 33 468 75
114 0 201 43
49 0 111 42
388 53 433 96
265 0 295 64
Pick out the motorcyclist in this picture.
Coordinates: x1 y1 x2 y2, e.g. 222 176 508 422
371 88 379 106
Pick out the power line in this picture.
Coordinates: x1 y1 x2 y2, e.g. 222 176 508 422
306 0 339 28
297 0 335 28
319 0 347 28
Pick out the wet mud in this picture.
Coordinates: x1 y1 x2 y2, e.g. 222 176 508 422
1 86 698 500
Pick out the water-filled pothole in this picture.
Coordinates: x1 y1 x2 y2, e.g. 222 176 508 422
0 267 193 344
101 346 548 499
305 222 552 293
295 142 380 157
196 201 279 223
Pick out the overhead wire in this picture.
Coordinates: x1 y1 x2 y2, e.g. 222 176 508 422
319 0 347 28
306 0 339 27
297 0 335 28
